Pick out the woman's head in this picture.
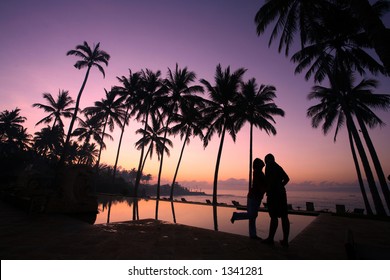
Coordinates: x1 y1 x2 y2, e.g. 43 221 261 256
253 158 265 170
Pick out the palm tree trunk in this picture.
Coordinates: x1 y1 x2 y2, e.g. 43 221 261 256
112 106 130 185
134 110 150 199
357 117 390 212
95 115 108 172
60 66 91 165
170 130 190 199
348 129 373 215
248 123 253 192
212 124 227 205
156 114 172 200
346 113 386 215
350 0 390 74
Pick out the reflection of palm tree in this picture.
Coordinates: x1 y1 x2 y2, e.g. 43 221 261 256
307 70 387 215
61 41 110 164
254 0 390 73
236 79 285 191
169 101 206 199
200 64 246 204
84 89 124 170
32 90 74 130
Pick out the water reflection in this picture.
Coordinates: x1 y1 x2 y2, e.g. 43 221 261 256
96 196 316 241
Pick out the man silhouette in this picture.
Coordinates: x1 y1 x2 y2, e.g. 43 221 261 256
262 153 290 248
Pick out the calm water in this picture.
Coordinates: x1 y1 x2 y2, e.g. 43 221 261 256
95 196 316 242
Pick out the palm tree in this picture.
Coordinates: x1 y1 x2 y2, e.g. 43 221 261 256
0 108 27 141
307 70 387 215
290 2 386 83
169 100 206 199
200 64 246 204
32 90 74 130
135 113 173 219
135 114 173 186
347 129 373 215
33 125 64 160
84 89 124 170
157 64 204 198
77 142 99 166
346 79 390 211
61 41 110 165
111 70 143 183
72 113 105 146
254 0 390 73
133 69 166 199
236 79 285 191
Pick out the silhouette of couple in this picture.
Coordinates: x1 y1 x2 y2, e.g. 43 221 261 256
231 153 290 248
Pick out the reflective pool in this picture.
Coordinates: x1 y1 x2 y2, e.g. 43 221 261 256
95 196 316 241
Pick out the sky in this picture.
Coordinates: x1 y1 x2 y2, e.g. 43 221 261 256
1 0 389 193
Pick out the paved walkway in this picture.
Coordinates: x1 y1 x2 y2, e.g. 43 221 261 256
1 200 390 260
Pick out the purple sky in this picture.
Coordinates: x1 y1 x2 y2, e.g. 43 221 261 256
1 0 389 192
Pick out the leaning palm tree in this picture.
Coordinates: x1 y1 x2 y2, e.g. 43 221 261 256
133 69 166 199
84 89 124 171
111 70 143 183
156 64 204 198
307 70 387 215
346 78 390 211
135 113 173 219
169 100 206 199
254 0 390 73
61 41 110 165
236 79 285 191
32 90 74 130
200 64 246 205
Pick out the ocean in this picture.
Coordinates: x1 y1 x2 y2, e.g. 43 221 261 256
167 188 366 213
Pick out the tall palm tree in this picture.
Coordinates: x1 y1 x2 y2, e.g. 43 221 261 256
200 64 246 205
111 70 143 183
307 70 387 215
84 89 124 170
135 113 173 219
254 0 390 74
346 79 390 211
169 100 206 199
61 41 110 165
133 69 166 199
156 64 204 198
236 79 285 191
32 90 74 130
347 129 373 215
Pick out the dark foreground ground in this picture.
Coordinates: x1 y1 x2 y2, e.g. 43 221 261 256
1 200 390 260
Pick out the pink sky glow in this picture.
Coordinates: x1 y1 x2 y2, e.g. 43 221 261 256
1 0 389 192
